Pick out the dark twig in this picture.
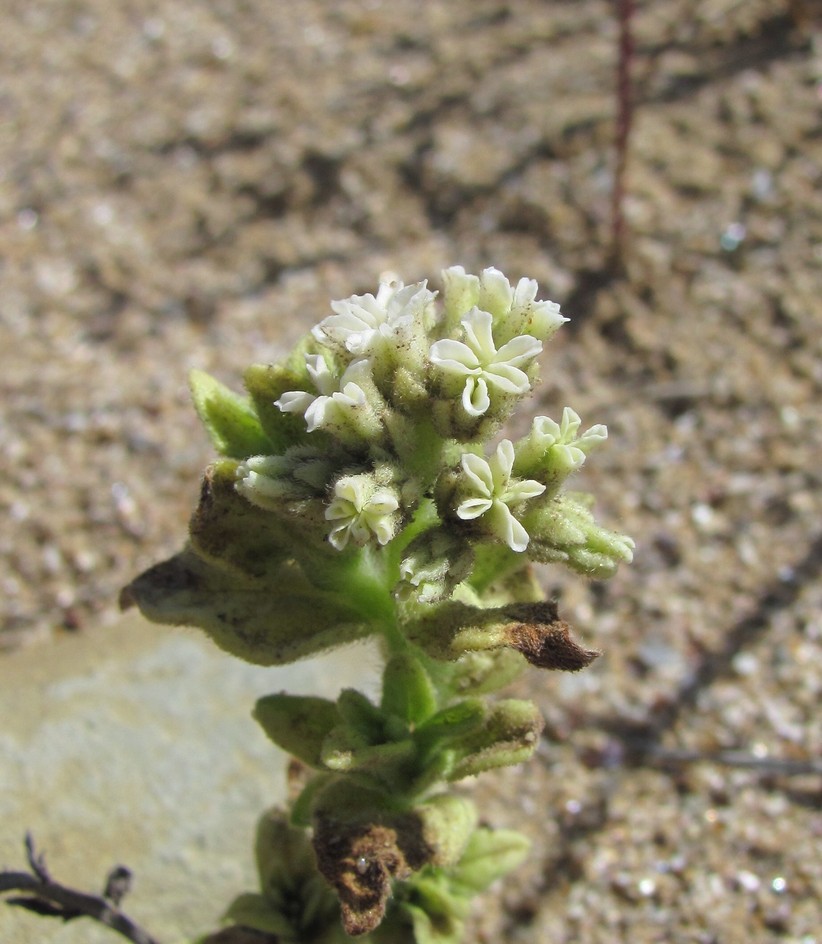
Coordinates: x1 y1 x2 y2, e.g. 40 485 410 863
1 835 162 944
610 0 635 268
649 747 822 777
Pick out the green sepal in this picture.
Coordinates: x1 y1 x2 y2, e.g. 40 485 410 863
121 548 374 666
188 369 271 459
450 827 530 895
448 699 543 780
380 653 438 725
253 694 339 768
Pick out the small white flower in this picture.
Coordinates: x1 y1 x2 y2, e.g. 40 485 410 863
313 280 435 359
444 267 566 341
530 408 608 472
274 354 368 433
429 308 542 416
325 475 400 551
456 440 545 552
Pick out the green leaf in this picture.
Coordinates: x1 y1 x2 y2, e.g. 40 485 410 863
401 900 464 944
381 653 437 725
448 699 543 780
244 352 316 453
450 828 530 895
254 694 339 768
417 795 477 869
335 689 386 741
290 773 331 828
448 649 527 697
189 459 292 579
224 892 294 937
120 548 374 665
189 369 271 458
414 699 485 752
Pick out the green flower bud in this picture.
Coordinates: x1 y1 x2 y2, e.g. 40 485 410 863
397 529 474 604
524 491 635 578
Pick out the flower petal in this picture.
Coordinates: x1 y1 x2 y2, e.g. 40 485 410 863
460 452 494 497
456 497 494 520
274 390 315 414
429 339 480 372
482 362 531 394
488 502 531 552
461 308 497 361
494 334 543 367
461 376 491 416
505 479 546 503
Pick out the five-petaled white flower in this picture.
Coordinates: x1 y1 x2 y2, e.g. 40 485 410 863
274 354 367 433
456 440 545 552
325 475 400 551
313 280 435 359
429 309 542 416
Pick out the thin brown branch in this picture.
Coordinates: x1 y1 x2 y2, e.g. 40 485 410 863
1 836 162 944
610 0 635 269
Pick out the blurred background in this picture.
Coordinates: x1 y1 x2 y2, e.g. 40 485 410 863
0 0 820 941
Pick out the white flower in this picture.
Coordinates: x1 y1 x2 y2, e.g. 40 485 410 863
530 408 608 473
313 280 435 359
456 440 545 552
325 475 400 550
429 308 542 416
442 267 566 343
505 275 567 342
274 354 368 433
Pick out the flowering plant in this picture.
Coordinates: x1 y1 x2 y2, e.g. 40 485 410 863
122 266 634 943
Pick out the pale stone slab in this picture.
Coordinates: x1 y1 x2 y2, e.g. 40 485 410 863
0 614 380 944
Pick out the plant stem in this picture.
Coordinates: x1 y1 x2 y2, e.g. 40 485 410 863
611 0 635 267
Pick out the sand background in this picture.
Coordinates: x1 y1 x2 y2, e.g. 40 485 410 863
1 1 820 942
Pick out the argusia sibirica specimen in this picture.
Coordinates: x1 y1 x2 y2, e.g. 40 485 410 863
123 266 634 944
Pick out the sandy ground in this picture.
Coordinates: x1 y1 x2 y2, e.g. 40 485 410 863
1 0 820 941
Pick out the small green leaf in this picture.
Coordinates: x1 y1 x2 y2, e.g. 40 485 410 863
448 699 543 780
254 694 339 768
417 795 477 869
336 689 385 743
189 369 270 458
381 653 438 725
224 892 294 937
414 699 485 752
402 899 464 944
290 774 331 828
450 827 530 895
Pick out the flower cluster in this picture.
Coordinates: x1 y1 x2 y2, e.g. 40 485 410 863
224 266 633 585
